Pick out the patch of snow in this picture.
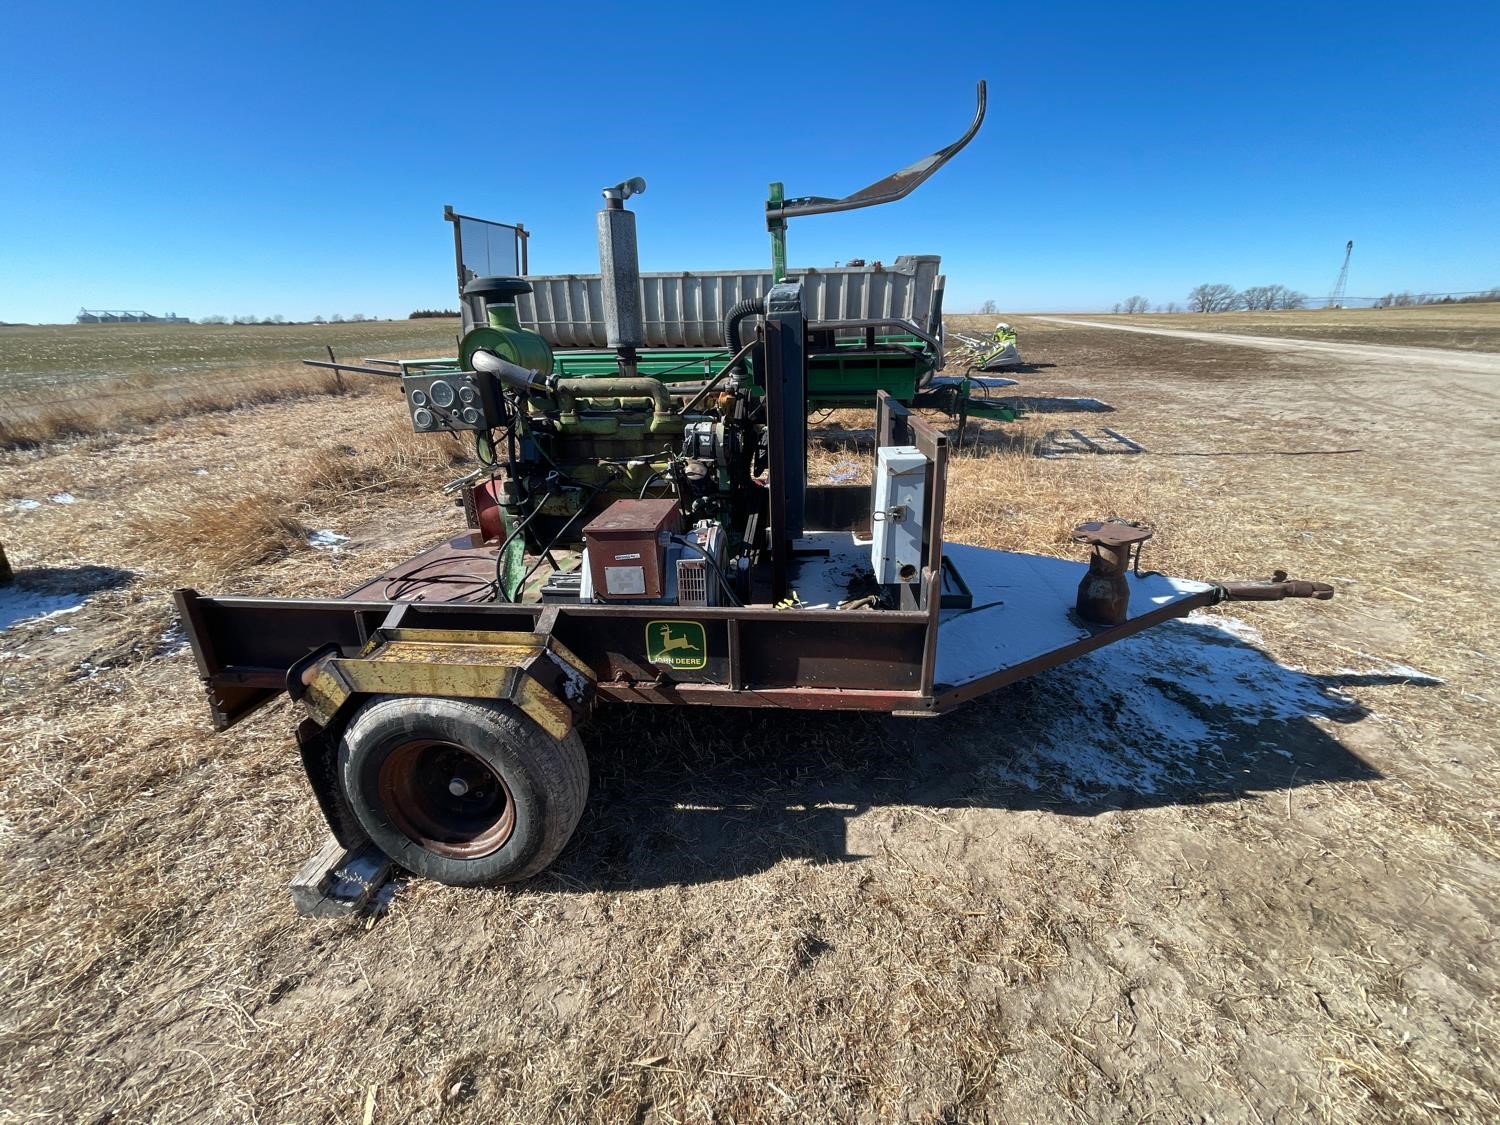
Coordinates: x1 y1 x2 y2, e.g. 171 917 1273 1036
308 529 351 551
985 613 1359 801
156 621 190 657
192 468 210 476
13 498 42 511
52 624 76 634
70 660 111 683
49 492 77 505
0 588 87 633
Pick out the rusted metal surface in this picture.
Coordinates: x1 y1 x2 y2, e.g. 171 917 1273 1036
1072 520 1155 626
175 574 933 729
1216 572 1335 601
582 498 680 601
175 493 1329 737
297 630 593 741
1072 520 1154 551
595 681 930 712
379 740 516 858
341 533 498 604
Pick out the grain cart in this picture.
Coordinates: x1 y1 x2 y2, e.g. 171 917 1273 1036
176 83 1331 910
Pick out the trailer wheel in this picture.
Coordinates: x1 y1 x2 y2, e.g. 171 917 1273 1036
337 696 588 886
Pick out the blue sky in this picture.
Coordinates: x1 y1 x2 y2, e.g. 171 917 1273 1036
2 1 1497 323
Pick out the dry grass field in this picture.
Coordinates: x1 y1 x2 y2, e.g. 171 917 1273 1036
1 313 1497 1122
0 319 461 449
1099 300 1500 352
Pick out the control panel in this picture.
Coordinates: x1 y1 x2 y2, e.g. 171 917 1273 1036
402 371 502 433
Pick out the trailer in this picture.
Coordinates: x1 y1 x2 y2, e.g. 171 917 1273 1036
176 83 1332 908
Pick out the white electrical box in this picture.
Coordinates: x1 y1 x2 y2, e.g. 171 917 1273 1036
872 445 927 585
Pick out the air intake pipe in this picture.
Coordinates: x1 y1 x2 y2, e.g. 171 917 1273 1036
470 348 550 396
470 349 676 420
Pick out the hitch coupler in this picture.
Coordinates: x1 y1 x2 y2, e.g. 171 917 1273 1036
1215 571 1335 602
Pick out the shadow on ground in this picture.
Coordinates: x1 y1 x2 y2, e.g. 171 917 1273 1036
978 393 1112 414
541 617 1412 892
960 361 1057 375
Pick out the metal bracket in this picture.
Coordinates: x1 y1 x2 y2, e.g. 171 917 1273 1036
764 81 983 280
767 81 986 225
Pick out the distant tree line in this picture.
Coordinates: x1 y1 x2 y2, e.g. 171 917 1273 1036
196 313 379 325
1372 287 1500 308
1183 283 1308 313
409 308 460 319
1175 284 1500 312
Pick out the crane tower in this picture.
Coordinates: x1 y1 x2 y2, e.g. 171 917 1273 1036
1328 240 1353 308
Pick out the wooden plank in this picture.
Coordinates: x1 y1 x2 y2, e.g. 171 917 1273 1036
290 835 392 918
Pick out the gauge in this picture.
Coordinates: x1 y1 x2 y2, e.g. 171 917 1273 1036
412 408 434 430
428 380 456 408
461 406 480 426
457 384 477 404
409 389 428 407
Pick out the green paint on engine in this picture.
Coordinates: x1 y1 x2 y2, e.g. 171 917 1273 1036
547 336 934 408
459 300 554 379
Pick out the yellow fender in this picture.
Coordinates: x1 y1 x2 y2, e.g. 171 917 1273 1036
297 628 594 741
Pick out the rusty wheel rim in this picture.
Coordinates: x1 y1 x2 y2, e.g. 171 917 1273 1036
378 739 515 858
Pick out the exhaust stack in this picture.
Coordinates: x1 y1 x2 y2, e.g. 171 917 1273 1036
598 177 646 375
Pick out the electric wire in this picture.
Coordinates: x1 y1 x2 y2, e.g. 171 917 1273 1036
491 490 556 602
637 471 670 500
507 480 609 602
669 533 741 607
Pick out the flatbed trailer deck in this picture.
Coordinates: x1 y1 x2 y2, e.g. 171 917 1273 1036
176 533 1216 728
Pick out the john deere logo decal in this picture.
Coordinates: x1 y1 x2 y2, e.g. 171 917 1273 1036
646 620 707 670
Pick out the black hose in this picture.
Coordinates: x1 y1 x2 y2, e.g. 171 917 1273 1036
508 481 606 601
723 296 766 372
670 534 741 607
492 494 553 602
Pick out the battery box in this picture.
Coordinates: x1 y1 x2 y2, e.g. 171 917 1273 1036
581 499 682 601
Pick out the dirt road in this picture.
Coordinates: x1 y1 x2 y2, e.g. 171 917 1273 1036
1032 315 1500 376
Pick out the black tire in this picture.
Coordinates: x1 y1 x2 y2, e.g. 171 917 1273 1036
337 695 588 886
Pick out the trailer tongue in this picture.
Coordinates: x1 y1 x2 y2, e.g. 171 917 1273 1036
174 82 1331 904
